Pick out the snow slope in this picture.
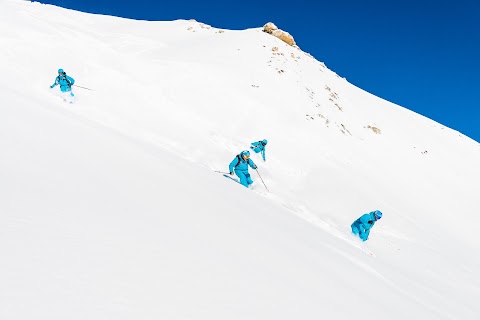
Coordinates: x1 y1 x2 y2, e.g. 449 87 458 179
1 1 479 319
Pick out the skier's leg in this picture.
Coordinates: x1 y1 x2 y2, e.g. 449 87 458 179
65 91 74 103
359 228 368 241
245 172 253 186
235 170 249 187
61 91 69 102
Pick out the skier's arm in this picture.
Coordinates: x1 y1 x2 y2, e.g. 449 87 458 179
228 158 237 173
67 76 75 85
50 77 59 88
248 159 257 169
364 228 370 240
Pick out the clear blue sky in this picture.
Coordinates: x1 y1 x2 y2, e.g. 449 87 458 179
37 0 480 142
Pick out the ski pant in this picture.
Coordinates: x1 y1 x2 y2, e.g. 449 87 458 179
235 170 253 188
60 85 74 94
351 223 369 241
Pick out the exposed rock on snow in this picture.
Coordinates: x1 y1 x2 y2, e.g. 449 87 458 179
367 125 382 134
263 22 296 46
272 29 295 46
263 22 278 34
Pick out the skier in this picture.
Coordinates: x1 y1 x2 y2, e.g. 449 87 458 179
228 150 258 188
50 68 75 102
250 139 268 162
351 210 382 241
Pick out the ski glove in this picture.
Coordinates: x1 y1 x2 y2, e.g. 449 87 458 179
253 165 257 169
229 172 234 175
50 84 54 88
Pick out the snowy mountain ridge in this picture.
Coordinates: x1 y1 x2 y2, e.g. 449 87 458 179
1 1 479 319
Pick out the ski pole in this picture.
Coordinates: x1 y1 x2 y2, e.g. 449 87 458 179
215 170 232 175
72 84 94 91
255 169 269 192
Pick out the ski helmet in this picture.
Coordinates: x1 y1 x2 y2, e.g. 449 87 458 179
241 150 250 159
373 210 383 220
262 139 268 145
58 68 64 74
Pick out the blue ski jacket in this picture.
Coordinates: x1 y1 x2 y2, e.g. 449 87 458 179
229 154 257 173
51 74 75 92
351 212 378 241
250 141 266 161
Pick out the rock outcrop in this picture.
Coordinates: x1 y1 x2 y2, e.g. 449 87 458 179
263 22 296 46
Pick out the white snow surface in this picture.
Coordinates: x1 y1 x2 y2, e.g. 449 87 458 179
1 1 480 319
